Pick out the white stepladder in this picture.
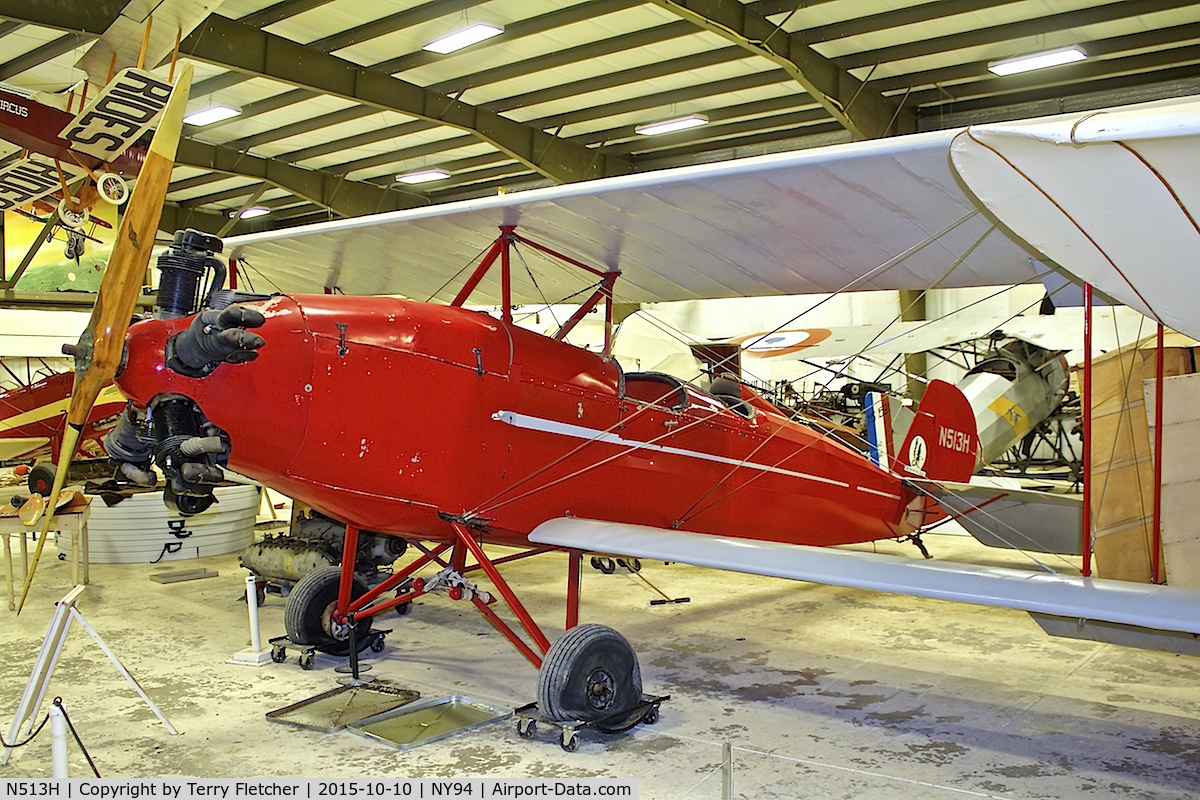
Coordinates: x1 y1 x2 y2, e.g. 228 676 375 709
1 586 177 769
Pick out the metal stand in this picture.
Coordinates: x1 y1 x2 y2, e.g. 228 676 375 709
2 586 176 767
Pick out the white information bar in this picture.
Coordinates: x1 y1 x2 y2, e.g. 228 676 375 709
0 780 637 799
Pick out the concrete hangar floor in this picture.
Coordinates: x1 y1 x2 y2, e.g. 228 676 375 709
1 530 1198 798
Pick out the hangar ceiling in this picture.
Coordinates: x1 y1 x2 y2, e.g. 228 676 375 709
1 0 1198 238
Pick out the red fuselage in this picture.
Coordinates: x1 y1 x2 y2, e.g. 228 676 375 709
116 295 914 548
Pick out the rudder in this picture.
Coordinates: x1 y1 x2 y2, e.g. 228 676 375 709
893 379 978 483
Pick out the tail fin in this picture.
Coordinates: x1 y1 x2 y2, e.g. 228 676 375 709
893 379 978 483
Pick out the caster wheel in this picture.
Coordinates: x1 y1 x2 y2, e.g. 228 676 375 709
27 462 56 497
271 646 287 664
516 718 536 739
370 637 385 653
560 731 579 752
298 652 315 670
643 706 659 725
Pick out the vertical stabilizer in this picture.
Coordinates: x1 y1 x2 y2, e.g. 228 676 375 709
894 379 978 483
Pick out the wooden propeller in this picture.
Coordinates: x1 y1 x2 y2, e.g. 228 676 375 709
16 63 194 614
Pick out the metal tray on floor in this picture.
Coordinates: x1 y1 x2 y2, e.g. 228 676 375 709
266 684 420 733
347 695 508 750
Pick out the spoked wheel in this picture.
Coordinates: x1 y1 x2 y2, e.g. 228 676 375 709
56 199 88 230
537 624 642 723
284 566 372 648
96 172 129 205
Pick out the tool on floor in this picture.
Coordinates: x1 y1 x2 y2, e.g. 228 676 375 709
634 571 690 606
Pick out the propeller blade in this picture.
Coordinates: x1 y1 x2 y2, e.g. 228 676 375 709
17 63 193 614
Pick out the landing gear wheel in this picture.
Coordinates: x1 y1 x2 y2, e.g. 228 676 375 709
516 718 536 739
537 623 642 723
56 200 88 230
394 578 414 616
298 652 314 670
597 558 615 575
627 558 641 573
27 462 56 497
560 730 579 752
96 172 129 205
284 566 372 647
271 645 287 664
589 556 602 571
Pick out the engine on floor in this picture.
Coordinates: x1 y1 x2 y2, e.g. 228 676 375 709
240 508 407 587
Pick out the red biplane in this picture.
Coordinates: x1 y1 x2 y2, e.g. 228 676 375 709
24 75 1200 731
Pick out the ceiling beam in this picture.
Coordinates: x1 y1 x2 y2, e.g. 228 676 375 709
647 0 915 138
373 0 644 76
179 14 633 183
841 0 1198 71
0 33 91 82
175 138 427 218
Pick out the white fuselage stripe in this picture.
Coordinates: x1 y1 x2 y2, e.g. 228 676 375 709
493 409 850 488
857 485 901 501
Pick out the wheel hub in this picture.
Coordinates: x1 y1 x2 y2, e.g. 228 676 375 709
321 602 351 641
585 668 616 712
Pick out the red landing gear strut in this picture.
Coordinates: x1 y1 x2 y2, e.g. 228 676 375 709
330 523 584 669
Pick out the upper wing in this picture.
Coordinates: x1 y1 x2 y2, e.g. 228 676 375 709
225 128 1041 303
75 1 227 81
950 96 1200 340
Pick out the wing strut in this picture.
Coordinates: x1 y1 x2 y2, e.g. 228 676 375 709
448 226 621 358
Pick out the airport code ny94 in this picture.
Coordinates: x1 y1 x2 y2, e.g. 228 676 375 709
1 781 636 799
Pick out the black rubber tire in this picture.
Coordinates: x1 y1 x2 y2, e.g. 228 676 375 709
284 566 371 646
298 652 314 670
561 732 579 752
517 719 535 739
626 558 641 573
271 647 287 664
537 623 642 723
370 636 385 653
598 558 616 575
28 463 56 497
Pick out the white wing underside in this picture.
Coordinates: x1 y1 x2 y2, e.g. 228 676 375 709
226 129 1040 304
950 97 1200 340
529 518 1200 636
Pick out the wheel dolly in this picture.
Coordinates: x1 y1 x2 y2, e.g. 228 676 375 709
513 694 669 751
269 623 392 671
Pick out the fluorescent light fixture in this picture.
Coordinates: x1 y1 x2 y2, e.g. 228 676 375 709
396 168 450 184
988 47 1086 76
239 206 270 219
183 104 241 126
635 113 709 136
423 23 503 54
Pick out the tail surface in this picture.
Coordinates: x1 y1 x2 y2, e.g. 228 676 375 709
893 379 978 483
